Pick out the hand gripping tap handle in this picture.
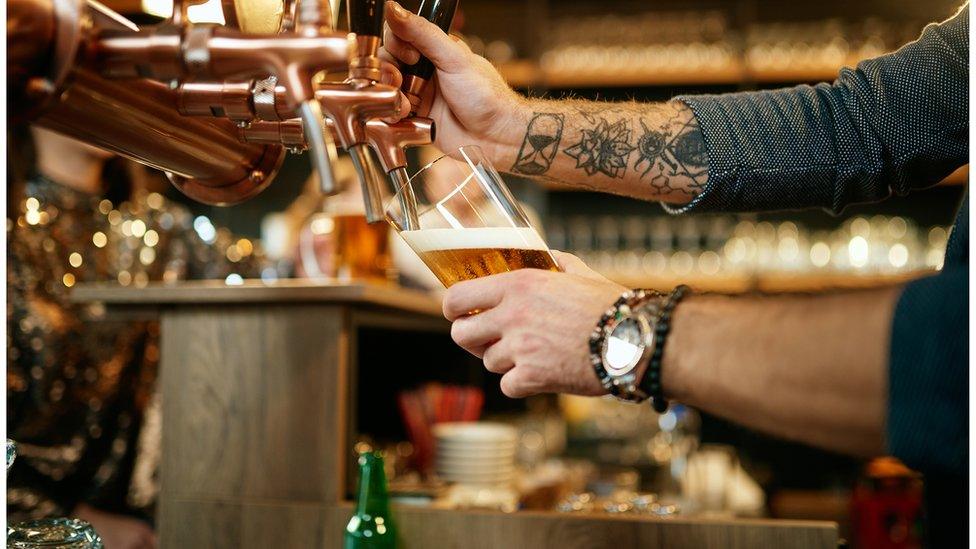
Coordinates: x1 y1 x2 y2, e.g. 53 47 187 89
400 0 459 113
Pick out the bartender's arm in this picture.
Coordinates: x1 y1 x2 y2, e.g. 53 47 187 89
384 1 967 212
444 254 899 458
385 0 968 467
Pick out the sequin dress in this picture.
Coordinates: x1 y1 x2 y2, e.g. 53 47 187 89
7 175 264 521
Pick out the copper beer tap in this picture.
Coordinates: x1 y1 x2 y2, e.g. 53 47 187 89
8 0 459 218
92 16 352 195
317 0 394 223
8 0 288 205
174 0 405 222
175 0 457 226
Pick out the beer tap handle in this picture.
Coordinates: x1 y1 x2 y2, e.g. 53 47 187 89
347 0 384 82
347 0 384 36
400 0 459 113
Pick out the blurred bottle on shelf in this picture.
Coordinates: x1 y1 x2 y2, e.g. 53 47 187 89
345 451 398 549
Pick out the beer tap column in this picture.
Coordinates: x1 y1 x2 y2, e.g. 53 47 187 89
337 0 389 223
385 0 459 229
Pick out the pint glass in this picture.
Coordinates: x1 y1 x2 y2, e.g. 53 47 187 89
385 146 560 287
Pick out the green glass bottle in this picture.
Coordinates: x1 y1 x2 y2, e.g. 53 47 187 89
345 451 398 549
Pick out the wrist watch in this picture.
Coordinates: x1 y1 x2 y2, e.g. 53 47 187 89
589 290 667 403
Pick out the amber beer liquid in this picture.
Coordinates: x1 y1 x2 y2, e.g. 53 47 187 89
400 227 560 287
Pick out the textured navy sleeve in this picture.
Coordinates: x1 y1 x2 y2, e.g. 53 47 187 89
887 199 969 477
672 5 969 215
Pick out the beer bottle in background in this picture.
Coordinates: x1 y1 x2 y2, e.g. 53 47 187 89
345 451 398 549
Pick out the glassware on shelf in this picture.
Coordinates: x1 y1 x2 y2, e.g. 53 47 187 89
682 443 739 516
547 212 947 284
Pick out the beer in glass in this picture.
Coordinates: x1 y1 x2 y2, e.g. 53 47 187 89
386 146 559 287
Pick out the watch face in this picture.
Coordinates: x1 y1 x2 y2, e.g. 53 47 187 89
604 317 651 375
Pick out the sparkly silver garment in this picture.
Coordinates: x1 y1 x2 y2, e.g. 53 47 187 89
7 176 265 521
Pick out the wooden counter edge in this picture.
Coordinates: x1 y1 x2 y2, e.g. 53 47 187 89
331 501 839 548
70 280 444 317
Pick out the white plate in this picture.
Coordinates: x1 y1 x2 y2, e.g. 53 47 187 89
436 459 515 470
438 472 516 484
433 422 518 444
436 448 516 459
434 463 515 475
434 453 515 465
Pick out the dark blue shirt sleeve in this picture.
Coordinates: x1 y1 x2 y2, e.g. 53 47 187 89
672 5 969 215
888 198 969 478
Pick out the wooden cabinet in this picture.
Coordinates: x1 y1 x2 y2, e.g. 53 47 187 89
73 280 838 549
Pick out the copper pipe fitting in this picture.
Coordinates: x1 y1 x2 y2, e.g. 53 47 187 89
401 74 428 114
240 119 312 149
296 0 336 36
177 81 254 120
94 25 355 109
349 34 382 82
35 69 284 205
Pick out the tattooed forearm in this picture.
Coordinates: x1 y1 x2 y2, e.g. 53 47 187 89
635 110 708 196
504 100 708 204
511 112 564 175
563 112 635 178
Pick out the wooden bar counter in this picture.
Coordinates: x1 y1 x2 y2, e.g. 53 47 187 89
73 280 838 549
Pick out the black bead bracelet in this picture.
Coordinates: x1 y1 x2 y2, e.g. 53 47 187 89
640 284 691 413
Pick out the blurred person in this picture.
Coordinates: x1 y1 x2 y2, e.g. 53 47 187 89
383 2 968 544
7 127 263 549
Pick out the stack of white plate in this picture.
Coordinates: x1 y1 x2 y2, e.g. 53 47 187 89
433 422 517 486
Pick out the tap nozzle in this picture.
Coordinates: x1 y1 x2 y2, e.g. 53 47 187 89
364 117 435 172
347 144 388 223
299 99 340 195
313 83 401 148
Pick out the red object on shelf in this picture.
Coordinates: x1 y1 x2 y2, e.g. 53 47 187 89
396 383 485 474
850 457 924 549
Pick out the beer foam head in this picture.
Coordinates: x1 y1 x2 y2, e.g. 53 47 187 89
399 227 549 253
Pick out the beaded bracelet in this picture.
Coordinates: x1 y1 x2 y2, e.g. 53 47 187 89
640 284 691 413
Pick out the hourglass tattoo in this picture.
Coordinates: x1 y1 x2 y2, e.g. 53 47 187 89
511 113 565 175
635 114 708 196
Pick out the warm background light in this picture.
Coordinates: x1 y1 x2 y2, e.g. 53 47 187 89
141 0 225 24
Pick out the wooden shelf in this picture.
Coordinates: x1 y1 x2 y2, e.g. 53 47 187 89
606 269 933 294
538 164 967 192
497 58 870 89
